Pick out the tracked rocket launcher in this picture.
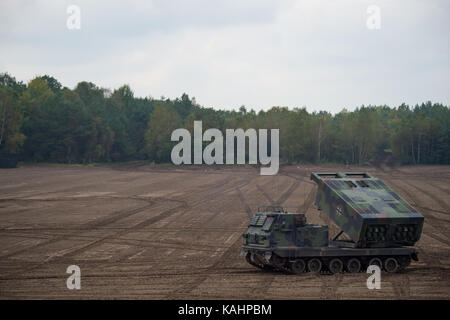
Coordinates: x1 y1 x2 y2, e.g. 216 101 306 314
241 172 424 274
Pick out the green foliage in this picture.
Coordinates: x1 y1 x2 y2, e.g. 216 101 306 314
1 72 449 165
145 101 181 162
0 86 26 152
390 102 450 164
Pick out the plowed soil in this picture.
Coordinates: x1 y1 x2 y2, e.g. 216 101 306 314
0 164 449 299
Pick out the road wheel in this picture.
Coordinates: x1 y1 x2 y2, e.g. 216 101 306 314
328 258 343 274
290 259 306 274
308 258 322 273
346 258 361 273
271 254 285 268
246 253 263 269
245 253 253 265
384 257 399 273
368 257 382 269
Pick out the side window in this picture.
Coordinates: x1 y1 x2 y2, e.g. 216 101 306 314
262 217 275 231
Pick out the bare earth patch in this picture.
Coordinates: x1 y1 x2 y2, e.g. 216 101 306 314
0 164 449 299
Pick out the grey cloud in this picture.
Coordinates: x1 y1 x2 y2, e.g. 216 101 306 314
0 0 449 112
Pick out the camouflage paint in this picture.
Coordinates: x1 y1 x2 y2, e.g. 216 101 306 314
241 173 422 273
311 172 424 248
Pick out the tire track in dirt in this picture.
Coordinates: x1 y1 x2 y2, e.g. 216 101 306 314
0 236 225 281
0 200 167 278
1 177 241 279
275 180 301 205
236 187 253 218
422 225 450 247
412 206 449 216
385 273 412 299
192 175 253 228
95 175 252 271
428 183 450 194
384 176 450 183
2 173 234 264
255 184 275 205
72 232 229 251
167 180 255 298
318 274 345 299
0 200 162 278
375 169 450 183
1 166 179 201
0 168 113 197
0 232 228 253
279 170 316 187
376 165 450 181
61 203 188 259
0 201 156 260
408 183 450 213
404 183 450 248
3 166 448 299
0 194 183 204
48 174 241 261
1 226 245 233
386 179 450 231
299 185 316 213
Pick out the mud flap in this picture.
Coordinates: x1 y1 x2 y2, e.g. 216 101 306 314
264 251 272 261
411 252 419 261
240 250 248 257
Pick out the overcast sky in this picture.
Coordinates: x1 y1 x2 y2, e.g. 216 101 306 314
1 0 449 113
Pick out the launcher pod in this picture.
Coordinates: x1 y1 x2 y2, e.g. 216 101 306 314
311 172 424 248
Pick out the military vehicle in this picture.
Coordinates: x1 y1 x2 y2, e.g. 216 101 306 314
241 172 424 274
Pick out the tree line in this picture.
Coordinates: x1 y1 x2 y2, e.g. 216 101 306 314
1 72 449 166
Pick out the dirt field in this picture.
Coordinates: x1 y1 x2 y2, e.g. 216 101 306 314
0 163 449 299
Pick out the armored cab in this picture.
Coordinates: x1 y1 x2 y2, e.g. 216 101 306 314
245 206 328 249
242 206 330 272
311 172 424 248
